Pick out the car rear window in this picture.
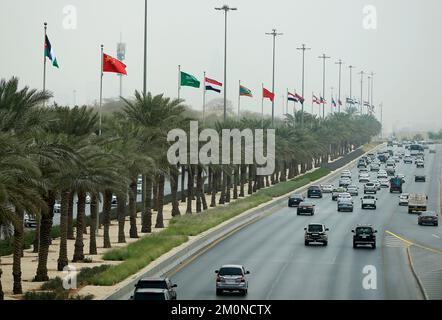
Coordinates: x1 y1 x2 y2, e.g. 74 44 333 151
134 292 166 300
219 267 243 276
356 227 373 234
308 225 324 232
136 280 167 289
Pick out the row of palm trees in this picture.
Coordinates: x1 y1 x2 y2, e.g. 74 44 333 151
0 77 381 299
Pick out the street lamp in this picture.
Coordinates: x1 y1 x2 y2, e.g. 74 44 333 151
335 59 344 112
215 4 237 122
297 44 311 126
348 65 356 103
318 53 331 119
266 29 283 127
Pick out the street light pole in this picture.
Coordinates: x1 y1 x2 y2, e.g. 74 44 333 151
215 4 237 122
370 72 375 110
266 29 283 127
348 65 355 103
318 53 331 119
143 0 147 96
359 70 364 114
297 44 311 127
335 59 344 112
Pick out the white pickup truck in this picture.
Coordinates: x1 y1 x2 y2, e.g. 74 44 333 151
361 195 377 209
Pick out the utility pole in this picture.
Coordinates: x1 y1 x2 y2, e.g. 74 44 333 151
348 65 356 103
359 71 364 114
335 59 344 112
367 75 371 111
297 44 311 126
318 53 331 118
266 28 283 127
380 103 383 139
215 4 237 121
370 72 375 110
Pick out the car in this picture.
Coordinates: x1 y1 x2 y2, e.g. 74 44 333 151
341 171 352 179
111 195 118 206
415 175 426 182
297 202 315 216
342 169 352 175
378 154 388 163
403 156 413 164
416 160 424 168
339 177 352 187
386 166 396 176
361 195 377 209
370 163 380 172
338 199 354 212
132 278 177 300
418 211 439 226
215 265 250 296
399 193 409 206
332 187 347 201
130 288 172 300
320 184 334 193
137 183 143 194
352 225 377 249
358 168 369 175
358 174 370 183
53 203 61 214
357 160 367 169
364 182 377 194
307 186 323 198
377 172 388 180
288 193 305 207
337 192 353 203
24 214 37 228
379 178 390 188
346 185 359 196
304 223 329 246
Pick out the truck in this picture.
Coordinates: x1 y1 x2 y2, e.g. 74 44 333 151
389 177 404 193
408 193 428 214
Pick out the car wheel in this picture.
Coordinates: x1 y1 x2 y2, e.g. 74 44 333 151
372 243 376 249
242 289 248 296
373 206 377 210
418 221 421 225
304 240 309 246
216 289 222 296
323 241 328 246
353 242 357 249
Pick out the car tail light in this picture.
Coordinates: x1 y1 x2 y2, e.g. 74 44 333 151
216 276 222 282
240 276 246 283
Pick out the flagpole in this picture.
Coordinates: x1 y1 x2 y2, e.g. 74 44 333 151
99 44 104 136
202 71 206 126
238 80 241 119
178 65 181 99
261 83 264 128
285 88 288 115
43 22 47 108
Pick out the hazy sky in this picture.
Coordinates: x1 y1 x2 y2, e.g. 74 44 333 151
1 0 441 133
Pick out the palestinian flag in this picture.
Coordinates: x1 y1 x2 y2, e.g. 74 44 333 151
240 85 253 97
45 35 59 68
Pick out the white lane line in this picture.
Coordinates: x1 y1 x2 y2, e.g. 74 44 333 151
432 234 440 239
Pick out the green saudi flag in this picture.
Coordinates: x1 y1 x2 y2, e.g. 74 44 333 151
180 71 200 88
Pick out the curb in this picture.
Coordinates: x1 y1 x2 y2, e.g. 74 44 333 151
406 245 429 300
101 143 384 300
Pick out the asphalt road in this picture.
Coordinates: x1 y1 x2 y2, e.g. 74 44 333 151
165 145 441 300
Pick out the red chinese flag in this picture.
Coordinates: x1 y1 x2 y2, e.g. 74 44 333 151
263 87 275 102
102 53 127 75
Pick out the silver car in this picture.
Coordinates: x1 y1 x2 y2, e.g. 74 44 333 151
215 265 250 296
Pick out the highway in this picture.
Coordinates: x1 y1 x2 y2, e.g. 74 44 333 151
164 145 441 300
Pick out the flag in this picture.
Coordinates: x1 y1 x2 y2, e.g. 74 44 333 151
320 96 326 104
239 85 253 97
313 95 320 104
180 71 200 88
338 99 342 106
364 101 370 107
332 98 337 107
287 92 299 102
295 93 305 103
346 98 353 104
205 77 222 93
103 53 127 75
263 87 275 102
44 35 59 68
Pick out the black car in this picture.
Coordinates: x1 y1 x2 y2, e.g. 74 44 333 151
352 225 377 249
415 175 426 182
297 202 315 216
418 211 438 226
133 278 177 300
304 224 329 246
288 193 305 207
307 186 323 198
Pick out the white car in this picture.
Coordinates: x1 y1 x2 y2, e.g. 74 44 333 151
337 192 353 204
377 172 388 180
359 174 370 183
358 168 369 174
53 203 61 214
399 193 409 206
320 184 334 193
361 195 377 209
379 179 390 188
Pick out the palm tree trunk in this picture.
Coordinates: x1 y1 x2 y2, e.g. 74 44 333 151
239 164 246 197
210 169 217 208
225 170 231 203
196 166 204 212
102 190 112 248
233 165 238 200
117 193 126 243
219 170 226 205
155 174 165 228
180 165 186 202
72 191 86 262
0 261 3 300
142 177 152 233
32 215 40 253
207 167 212 195
152 177 158 211
186 166 194 214
248 165 253 194
129 179 138 238
89 193 98 255
200 167 208 210
170 169 181 217
67 192 74 239
57 190 70 271
35 191 56 281
13 207 24 294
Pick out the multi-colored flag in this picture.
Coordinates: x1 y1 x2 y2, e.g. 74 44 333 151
239 85 253 97
44 35 59 68
180 71 200 88
205 77 222 93
332 98 337 107
263 87 275 102
103 53 127 75
320 96 327 104
313 95 320 104
288 92 299 102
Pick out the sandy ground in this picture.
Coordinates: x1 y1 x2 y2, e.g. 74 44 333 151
0 183 260 299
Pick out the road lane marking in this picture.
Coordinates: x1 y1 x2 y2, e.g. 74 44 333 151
385 230 413 246
385 230 442 255
432 234 440 239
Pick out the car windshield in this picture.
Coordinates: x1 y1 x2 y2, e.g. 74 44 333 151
308 225 324 232
136 280 167 289
356 227 373 234
219 267 243 276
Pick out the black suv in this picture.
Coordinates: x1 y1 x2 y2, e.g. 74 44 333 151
288 193 305 207
132 278 177 300
304 223 329 246
307 186 323 198
297 202 315 216
352 225 377 249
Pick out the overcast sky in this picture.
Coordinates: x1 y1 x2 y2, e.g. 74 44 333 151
1 0 441 134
